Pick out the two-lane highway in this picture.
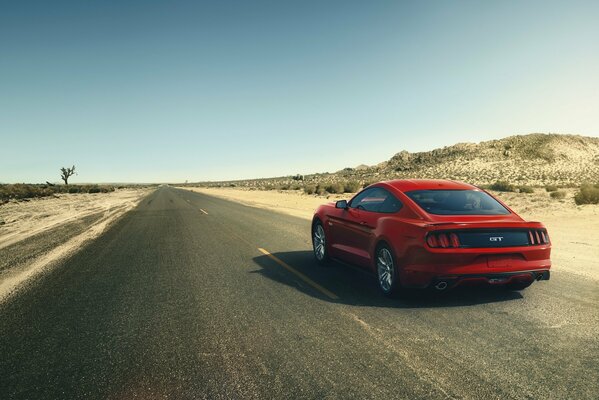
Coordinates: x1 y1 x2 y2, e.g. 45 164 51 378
1 186 597 399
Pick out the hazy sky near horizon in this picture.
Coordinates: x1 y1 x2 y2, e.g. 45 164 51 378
2 0 599 183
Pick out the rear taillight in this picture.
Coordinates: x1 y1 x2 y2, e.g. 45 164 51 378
426 234 439 247
449 233 460 248
438 233 449 248
426 232 461 248
528 229 549 245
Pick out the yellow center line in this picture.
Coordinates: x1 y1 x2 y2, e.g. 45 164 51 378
257 248 339 300
200 209 208 215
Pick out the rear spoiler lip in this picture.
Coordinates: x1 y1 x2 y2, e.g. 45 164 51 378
424 221 546 229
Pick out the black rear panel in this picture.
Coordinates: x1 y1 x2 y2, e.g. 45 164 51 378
456 229 530 248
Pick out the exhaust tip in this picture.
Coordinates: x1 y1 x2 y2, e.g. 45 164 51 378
536 273 543 281
434 281 448 291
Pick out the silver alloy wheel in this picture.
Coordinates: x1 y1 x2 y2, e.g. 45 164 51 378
313 224 326 261
377 247 394 293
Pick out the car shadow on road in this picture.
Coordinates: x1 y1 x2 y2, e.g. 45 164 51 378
252 250 524 309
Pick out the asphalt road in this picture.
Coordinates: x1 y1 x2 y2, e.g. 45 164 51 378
1 186 597 399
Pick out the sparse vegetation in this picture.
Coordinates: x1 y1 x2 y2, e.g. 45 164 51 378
316 185 327 195
325 183 345 194
303 185 316 195
550 190 566 200
518 186 534 194
0 184 54 201
574 184 599 205
0 184 116 202
191 134 599 191
490 181 515 192
344 181 361 193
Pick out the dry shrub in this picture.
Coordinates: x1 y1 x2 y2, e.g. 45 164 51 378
490 181 515 192
326 183 345 194
574 184 599 205
518 186 534 194
343 181 361 193
303 185 316 195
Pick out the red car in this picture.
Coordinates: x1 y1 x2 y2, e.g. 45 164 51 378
311 179 551 296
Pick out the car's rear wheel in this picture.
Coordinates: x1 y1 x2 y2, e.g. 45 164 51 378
376 244 399 296
312 221 329 265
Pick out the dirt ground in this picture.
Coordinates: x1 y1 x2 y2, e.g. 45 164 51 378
0 189 149 249
179 186 599 281
0 189 151 301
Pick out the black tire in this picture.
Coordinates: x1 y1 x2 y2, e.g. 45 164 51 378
505 280 533 291
375 243 400 297
312 220 330 265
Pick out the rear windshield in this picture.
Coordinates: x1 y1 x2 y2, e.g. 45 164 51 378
405 190 510 215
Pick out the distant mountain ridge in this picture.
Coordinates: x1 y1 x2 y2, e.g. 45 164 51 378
201 134 599 188
363 133 599 186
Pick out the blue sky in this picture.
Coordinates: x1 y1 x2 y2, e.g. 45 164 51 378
2 0 598 183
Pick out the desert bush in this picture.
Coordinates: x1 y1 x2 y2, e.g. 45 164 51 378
325 183 345 194
303 185 316 195
574 184 599 205
0 184 54 200
78 185 114 194
0 184 116 201
545 185 558 192
490 181 515 192
550 190 566 200
518 186 534 194
344 181 361 193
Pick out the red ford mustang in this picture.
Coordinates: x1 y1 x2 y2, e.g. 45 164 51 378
311 179 551 296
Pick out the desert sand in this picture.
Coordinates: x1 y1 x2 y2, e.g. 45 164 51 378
0 188 151 301
179 187 599 281
0 189 149 249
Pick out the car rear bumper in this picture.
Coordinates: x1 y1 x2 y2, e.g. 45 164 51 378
426 269 550 290
400 252 551 288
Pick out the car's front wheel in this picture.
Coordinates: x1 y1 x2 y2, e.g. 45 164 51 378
376 244 400 296
312 220 329 265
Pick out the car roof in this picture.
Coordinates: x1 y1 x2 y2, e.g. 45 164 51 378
378 179 478 192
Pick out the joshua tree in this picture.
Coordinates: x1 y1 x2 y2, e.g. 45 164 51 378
60 165 76 185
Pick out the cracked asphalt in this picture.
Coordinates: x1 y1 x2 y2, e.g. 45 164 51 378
1 186 597 399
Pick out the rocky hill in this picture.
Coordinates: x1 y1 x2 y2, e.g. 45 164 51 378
197 134 599 189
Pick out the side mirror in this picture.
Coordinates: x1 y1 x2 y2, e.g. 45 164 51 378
335 200 348 209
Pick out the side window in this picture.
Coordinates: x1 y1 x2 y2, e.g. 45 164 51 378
378 190 403 213
349 188 378 211
350 187 402 213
